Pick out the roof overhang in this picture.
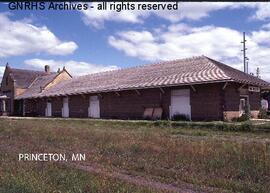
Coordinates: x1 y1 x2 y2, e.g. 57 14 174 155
261 85 270 92
15 79 234 100
0 95 9 99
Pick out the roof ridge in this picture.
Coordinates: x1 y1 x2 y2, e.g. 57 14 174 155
11 67 57 75
10 67 45 73
205 56 269 85
75 55 205 79
203 56 233 80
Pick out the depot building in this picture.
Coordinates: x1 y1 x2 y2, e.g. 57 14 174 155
0 56 269 121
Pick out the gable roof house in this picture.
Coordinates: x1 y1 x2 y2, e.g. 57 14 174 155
0 64 72 116
1 56 269 120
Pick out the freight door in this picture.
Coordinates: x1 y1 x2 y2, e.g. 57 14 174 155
88 96 100 118
170 89 191 120
45 102 52 117
62 97 69 118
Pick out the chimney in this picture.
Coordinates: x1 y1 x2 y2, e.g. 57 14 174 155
45 65 50 74
6 62 10 69
40 86 44 93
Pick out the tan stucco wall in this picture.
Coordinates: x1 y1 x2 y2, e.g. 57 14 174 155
223 111 240 121
223 110 260 121
45 71 71 90
15 88 27 96
251 110 259 119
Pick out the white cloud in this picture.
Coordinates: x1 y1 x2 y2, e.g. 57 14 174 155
108 24 270 81
262 23 270 30
83 2 229 28
155 2 236 21
108 25 242 62
252 3 270 20
82 2 147 28
24 59 119 76
251 30 270 46
81 2 269 28
0 66 5 81
0 13 78 57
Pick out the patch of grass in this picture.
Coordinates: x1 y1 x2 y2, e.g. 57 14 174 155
170 129 208 136
0 150 154 193
0 118 270 193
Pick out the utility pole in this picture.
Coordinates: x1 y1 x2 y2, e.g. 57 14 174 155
246 57 249 74
241 32 247 73
256 67 260 78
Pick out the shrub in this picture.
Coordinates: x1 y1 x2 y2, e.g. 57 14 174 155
231 104 251 122
231 114 250 122
244 104 251 120
258 108 268 119
171 121 189 127
143 116 152 120
153 120 171 127
237 114 250 122
172 114 190 121
231 117 239 122
238 122 252 132
216 122 252 132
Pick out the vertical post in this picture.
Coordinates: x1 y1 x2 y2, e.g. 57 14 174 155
244 32 246 73
22 100 25 116
246 57 249 74
3 100 6 112
241 32 247 73
256 67 260 78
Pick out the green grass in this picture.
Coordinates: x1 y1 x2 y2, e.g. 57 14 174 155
0 149 154 193
0 118 270 193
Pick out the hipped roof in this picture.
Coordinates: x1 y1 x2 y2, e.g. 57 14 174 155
16 56 270 99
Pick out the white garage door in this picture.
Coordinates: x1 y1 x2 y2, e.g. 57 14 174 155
45 102 52 117
170 89 191 120
62 97 69 118
88 96 100 118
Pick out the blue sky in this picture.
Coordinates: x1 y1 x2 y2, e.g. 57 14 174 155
0 2 270 80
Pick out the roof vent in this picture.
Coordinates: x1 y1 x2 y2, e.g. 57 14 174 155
45 65 50 74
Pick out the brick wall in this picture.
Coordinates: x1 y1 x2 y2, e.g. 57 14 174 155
69 95 89 118
224 83 240 112
100 88 170 119
190 83 223 121
249 92 260 111
51 97 63 117
26 88 170 120
223 83 261 120
24 99 37 116
36 99 46 117
21 83 261 121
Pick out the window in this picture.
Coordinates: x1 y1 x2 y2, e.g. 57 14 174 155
5 77 8 86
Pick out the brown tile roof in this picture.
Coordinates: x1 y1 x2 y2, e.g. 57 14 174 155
10 68 48 89
16 56 270 99
19 72 59 96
